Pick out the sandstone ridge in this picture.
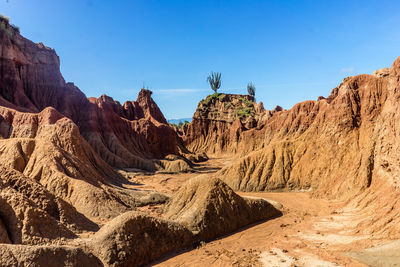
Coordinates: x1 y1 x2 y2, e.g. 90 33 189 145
0 17 195 172
186 57 400 238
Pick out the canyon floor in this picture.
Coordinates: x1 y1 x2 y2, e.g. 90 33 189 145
123 156 400 267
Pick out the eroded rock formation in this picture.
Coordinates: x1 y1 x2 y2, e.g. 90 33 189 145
182 93 268 154
164 175 281 241
0 17 188 171
0 17 282 266
217 72 390 197
0 106 143 222
185 56 400 238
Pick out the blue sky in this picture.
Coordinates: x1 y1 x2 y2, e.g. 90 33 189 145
1 0 400 119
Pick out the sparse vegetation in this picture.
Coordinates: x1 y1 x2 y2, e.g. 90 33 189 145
201 92 220 106
225 102 233 109
218 93 226 101
0 14 20 38
0 14 10 23
207 72 222 93
247 82 255 97
200 93 255 120
235 97 256 119
236 106 254 119
240 97 253 107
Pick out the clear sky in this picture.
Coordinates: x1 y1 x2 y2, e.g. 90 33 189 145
1 0 400 119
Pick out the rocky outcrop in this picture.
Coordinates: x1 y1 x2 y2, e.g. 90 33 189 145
88 211 194 267
88 176 281 266
164 175 281 241
217 71 389 198
0 106 144 221
85 90 186 170
0 17 188 171
373 67 390 78
182 93 267 154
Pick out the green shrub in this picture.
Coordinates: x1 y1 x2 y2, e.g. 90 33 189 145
201 92 219 106
235 106 254 119
239 97 253 107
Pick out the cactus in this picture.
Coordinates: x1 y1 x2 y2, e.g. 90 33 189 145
247 82 255 97
207 72 222 93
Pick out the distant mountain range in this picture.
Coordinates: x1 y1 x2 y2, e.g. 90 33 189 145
167 118 192 125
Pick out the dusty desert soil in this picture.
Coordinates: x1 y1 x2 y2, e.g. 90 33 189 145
127 156 399 266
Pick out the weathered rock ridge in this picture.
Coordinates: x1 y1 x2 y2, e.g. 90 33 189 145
216 72 391 196
0 17 188 171
185 57 400 237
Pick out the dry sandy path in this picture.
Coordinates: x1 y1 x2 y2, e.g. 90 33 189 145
128 156 396 266
153 191 368 266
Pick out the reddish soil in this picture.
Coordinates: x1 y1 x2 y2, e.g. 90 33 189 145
131 156 398 266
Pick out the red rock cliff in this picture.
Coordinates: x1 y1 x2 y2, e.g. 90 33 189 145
182 93 267 154
0 17 184 171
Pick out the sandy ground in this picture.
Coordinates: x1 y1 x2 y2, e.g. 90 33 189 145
124 156 400 266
